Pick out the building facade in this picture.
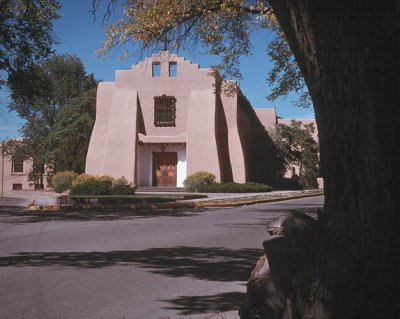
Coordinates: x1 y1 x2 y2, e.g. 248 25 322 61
0 153 52 194
86 52 316 188
0 154 30 194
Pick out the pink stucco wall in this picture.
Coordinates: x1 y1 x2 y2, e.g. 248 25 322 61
186 89 221 180
254 108 278 131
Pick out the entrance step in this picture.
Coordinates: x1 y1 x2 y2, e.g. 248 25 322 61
136 186 185 193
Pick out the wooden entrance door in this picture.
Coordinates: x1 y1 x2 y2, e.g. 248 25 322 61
152 152 177 186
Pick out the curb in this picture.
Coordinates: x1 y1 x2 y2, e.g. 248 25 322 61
193 192 323 208
28 191 323 212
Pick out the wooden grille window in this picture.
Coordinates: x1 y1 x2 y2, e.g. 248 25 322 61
154 95 177 127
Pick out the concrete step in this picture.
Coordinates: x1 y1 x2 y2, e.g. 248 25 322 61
136 186 185 193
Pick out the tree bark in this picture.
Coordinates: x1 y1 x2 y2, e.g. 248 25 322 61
262 1 400 317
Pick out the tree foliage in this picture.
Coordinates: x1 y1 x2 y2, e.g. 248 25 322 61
43 89 96 173
266 31 311 108
7 54 97 184
271 120 319 189
0 0 60 86
97 0 270 81
8 54 96 129
93 0 308 105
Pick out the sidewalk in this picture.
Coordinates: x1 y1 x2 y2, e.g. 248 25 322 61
0 190 59 207
177 310 240 319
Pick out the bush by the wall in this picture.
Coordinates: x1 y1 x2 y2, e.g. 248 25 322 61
70 179 113 195
53 171 78 193
183 171 216 192
70 174 136 195
111 184 135 195
72 173 113 187
275 177 302 190
197 182 273 193
111 177 136 195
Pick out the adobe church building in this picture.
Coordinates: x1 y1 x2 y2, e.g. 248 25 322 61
85 52 309 188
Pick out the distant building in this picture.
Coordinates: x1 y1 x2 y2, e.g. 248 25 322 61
0 142 52 194
86 52 320 188
0 153 30 193
0 153 47 194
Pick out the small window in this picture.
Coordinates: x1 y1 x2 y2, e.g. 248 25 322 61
169 62 177 77
12 160 23 173
154 95 177 127
13 184 22 190
152 62 161 77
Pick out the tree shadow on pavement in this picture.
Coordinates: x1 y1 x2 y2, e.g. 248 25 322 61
251 202 322 213
0 246 262 282
161 291 244 316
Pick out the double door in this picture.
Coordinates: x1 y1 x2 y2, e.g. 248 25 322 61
152 152 177 186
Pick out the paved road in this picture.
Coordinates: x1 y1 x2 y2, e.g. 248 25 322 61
0 196 324 319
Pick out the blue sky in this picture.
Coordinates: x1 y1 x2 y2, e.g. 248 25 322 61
0 0 315 140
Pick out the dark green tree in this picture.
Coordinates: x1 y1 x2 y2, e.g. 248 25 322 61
43 89 96 174
0 0 60 86
272 120 319 189
7 54 97 185
8 54 96 127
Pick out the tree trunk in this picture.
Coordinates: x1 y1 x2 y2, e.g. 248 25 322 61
258 1 400 317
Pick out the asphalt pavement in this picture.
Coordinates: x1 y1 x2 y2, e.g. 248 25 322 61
0 196 324 319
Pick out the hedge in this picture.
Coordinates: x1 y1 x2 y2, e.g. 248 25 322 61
53 171 78 193
197 182 273 193
183 171 216 192
69 175 135 195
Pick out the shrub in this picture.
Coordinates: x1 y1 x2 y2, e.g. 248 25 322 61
70 174 136 195
197 182 273 193
70 179 113 195
111 184 135 195
52 171 78 193
243 182 273 192
110 177 136 195
183 171 216 192
71 173 97 187
275 177 302 190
